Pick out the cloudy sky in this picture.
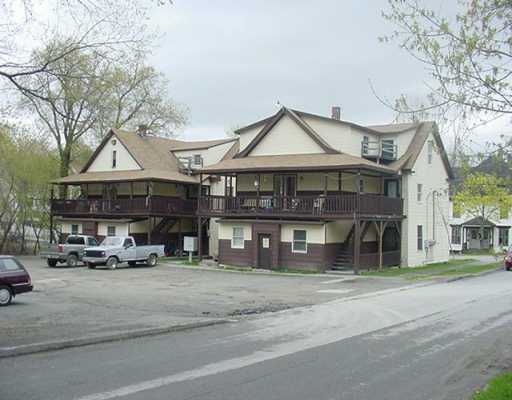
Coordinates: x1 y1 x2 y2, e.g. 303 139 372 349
145 0 511 152
148 1 429 136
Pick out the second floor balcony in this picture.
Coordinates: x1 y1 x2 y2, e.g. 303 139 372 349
198 193 403 219
52 196 197 217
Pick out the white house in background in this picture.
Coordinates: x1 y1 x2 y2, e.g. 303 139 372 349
449 207 511 252
50 126 236 255
198 106 454 272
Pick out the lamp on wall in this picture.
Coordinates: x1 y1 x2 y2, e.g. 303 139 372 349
254 179 259 188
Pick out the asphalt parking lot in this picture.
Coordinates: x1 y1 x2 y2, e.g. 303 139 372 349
0 256 407 350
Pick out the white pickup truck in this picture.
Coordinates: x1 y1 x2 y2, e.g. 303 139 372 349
82 236 165 270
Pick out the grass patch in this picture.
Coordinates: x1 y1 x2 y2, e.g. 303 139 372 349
473 372 512 400
179 260 200 266
361 258 500 279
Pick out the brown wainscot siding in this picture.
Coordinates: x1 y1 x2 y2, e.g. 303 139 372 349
218 239 253 267
280 242 341 272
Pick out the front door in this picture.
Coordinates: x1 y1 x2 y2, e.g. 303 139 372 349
258 233 272 269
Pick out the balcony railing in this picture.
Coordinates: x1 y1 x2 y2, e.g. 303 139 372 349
52 196 196 216
361 141 397 161
198 193 403 218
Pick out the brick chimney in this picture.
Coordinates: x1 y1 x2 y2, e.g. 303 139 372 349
331 106 341 120
137 124 148 136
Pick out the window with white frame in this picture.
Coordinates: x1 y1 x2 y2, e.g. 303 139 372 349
451 226 461 245
427 140 434 164
71 224 79 235
231 227 244 249
292 229 307 253
417 225 423 250
358 178 364 194
107 226 116 236
112 150 117 169
193 154 202 166
417 183 423 202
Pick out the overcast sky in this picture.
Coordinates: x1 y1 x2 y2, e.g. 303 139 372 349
144 0 510 152
148 1 428 137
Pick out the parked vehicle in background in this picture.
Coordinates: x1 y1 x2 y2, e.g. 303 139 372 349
40 235 99 267
83 236 165 270
505 246 512 271
0 256 33 306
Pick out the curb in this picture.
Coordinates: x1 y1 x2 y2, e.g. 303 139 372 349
0 319 232 359
444 266 504 283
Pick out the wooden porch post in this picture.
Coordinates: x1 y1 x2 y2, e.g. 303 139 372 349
338 171 342 193
178 218 182 256
198 173 203 261
353 218 361 275
324 173 328 196
129 182 134 200
256 174 261 209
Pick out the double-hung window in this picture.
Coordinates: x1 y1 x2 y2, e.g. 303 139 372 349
112 150 117 169
417 184 423 202
451 226 461 245
71 224 79 235
231 227 244 249
292 230 307 253
417 225 423 250
107 226 116 237
427 140 433 164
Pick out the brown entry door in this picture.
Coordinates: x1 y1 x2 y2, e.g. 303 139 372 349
258 234 272 269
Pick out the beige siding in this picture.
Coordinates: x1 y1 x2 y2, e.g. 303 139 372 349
98 222 129 236
238 125 263 152
218 221 253 241
249 114 325 156
172 140 235 168
87 136 140 172
402 132 450 266
281 224 325 244
325 221 351 243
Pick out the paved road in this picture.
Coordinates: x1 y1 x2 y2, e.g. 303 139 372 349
2 271 512 400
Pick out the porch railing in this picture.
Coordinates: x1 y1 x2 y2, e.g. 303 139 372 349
51 196 196 216
198 193 403 217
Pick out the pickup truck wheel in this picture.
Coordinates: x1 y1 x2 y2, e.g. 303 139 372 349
107 257 118 270
0 285 12 306
66 254 78 267
87 263 96 269
147 254 158 267
47 259 58 268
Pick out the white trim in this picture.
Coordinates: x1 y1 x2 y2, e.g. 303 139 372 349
292 229 308 253
231 226 245 249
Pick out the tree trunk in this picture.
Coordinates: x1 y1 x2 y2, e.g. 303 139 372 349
59 146 72 198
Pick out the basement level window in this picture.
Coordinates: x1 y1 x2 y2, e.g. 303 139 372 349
107 226 116 237
417 225 423 251
292 230 307 253
231 227 244 249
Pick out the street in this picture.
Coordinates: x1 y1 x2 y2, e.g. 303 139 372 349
2 270 512 400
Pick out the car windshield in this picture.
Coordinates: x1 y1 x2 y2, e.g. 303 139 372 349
100 237 123 246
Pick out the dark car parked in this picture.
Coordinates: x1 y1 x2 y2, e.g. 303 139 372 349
0 256 33 306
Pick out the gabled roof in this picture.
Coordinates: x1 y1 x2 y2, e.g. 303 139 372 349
236 107 339 158
57 128 235 185
388 122 454 179
461 216 495 227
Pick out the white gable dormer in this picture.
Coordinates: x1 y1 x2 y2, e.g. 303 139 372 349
249 113 326 156
87 134 141 172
